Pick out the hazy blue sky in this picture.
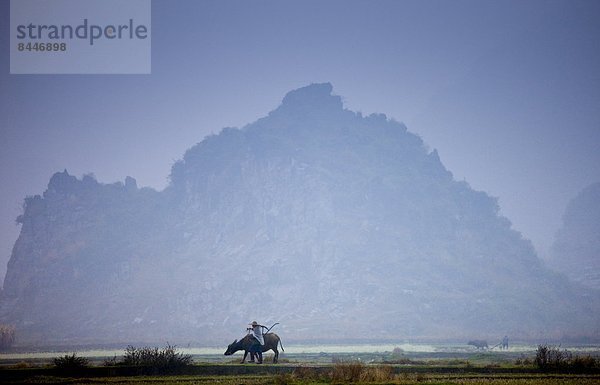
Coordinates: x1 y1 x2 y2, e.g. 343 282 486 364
1 0 599 281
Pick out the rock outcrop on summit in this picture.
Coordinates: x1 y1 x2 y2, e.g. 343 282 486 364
1 84 598 345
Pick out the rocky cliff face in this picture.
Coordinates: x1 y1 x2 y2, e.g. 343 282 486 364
549 182 600 290
1 83 598 345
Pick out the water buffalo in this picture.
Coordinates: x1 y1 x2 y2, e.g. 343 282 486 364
468 340 488 349
224 333 284 363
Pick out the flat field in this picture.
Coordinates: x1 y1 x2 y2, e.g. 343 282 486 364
1 344 599 384
1 367 599 385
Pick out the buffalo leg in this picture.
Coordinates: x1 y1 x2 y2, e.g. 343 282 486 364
241 350 248 363
273 348 279 363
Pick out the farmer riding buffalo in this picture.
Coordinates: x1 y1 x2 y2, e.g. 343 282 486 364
247 321 266 363
224 321 284 364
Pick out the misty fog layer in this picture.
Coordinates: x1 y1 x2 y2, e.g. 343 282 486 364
1 84 598 345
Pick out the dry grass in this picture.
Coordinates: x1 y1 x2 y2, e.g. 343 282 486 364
329 361 395 383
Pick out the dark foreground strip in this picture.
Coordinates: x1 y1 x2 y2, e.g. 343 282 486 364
1 364 599 381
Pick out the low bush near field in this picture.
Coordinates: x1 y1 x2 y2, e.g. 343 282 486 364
100 345 194 373
570 354 600 370
53 353 89 369
107 344 193 373
535 344 599 371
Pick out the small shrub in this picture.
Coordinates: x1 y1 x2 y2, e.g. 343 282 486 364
535 344 571 370
117 344 192 373
534 344 598 372
570 355 599 370
53 353 89 370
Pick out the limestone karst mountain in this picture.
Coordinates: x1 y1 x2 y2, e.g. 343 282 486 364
1 83 598 345
549 182 600 290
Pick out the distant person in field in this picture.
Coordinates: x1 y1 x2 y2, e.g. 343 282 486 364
247 321 267 363
502 335 509 350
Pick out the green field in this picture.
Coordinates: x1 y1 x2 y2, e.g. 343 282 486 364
2 347 600 385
